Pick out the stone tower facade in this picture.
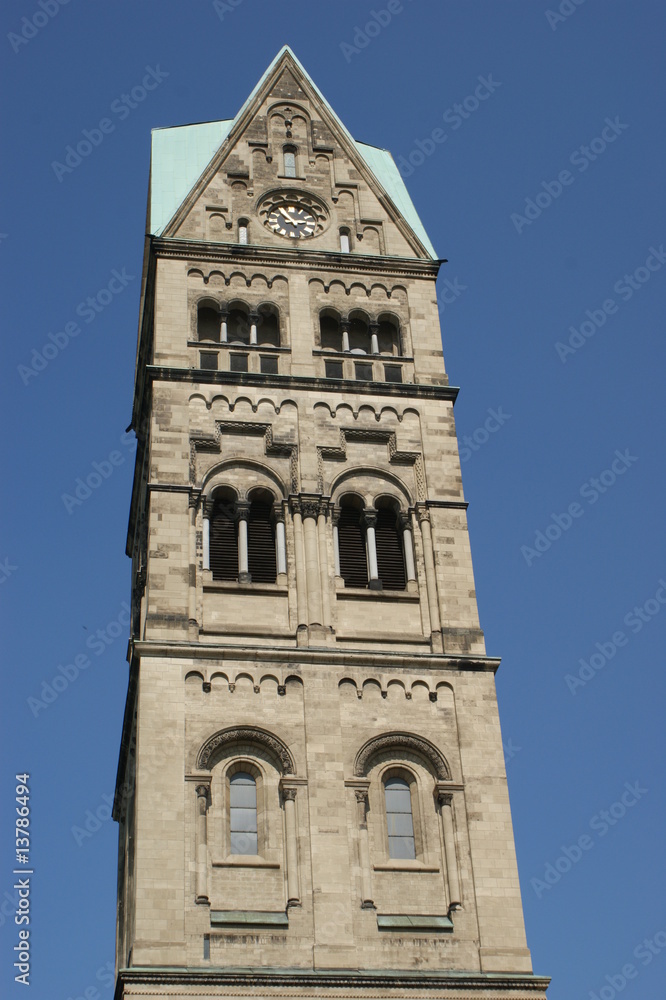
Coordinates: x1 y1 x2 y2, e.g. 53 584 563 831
113 47 548 1000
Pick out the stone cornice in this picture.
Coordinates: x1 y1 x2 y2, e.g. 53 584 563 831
151 235 442 280
145 364 459 402
129 638 500 673
116 966 550 996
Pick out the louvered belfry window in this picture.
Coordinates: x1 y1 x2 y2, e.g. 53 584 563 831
209 498 238 581
375 506 406 590
247 498 276 583
338 504 368 588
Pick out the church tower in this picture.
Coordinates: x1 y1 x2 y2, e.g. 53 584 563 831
113 47 549 1000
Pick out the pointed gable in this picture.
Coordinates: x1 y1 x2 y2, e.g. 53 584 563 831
148 46 437 259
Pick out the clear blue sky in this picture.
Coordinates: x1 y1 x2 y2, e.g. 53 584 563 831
1 3 664 998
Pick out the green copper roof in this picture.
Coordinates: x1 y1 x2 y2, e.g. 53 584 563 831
148 46 436 258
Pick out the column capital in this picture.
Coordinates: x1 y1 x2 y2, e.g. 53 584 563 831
415 503 430 525
188 491 201 510
354 788 369 805
398 510 413 531
272 501 286 524
282 787 298 802
236 500 250 522
195 783 210 800
203 497 215 519
362 509 378 529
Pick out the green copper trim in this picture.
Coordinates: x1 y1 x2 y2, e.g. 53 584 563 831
377 913 453 931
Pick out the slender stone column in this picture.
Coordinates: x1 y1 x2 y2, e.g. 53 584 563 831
302 501 323 625
188 494 199 635
341 320 350 353
249 312 259 346
363 510 382 590
289 499 308 628
220 310 228 344
438 791 461 910
417 506 441 642
399 511 417 582
369 323 380 355
237 502 251 583
355 789 374 908
274 505 287 580
282 788 300 905
317 504 331 627
195 784 210 904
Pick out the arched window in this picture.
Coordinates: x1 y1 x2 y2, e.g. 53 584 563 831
209 493 238 582
320 312 342 352
374 501 406 591
247 492 277 583
197 304 220 342
348 314 370 354
256 305 280 347
377 317 401 356
339 227 351 253
227 304 250 345
384 776 416 860
238 219 249 244
283 146 297 178
337 497 368 588
229 772 258 855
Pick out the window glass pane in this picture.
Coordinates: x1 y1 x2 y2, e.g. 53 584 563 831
388 836 416 860
230 354 248 372
200 352 218 370
325 360 343 379
260 355 278 374
284 150 296 177
229 773 258 854
385 778 416 859
384 364 402 383
238 225 248 244
340 231 350 252
230 831 258 854
355 362 372 381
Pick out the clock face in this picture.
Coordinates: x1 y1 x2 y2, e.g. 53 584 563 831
267 203 316 239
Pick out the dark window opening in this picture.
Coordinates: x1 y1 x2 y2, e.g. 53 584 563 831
260 355 278 374
355 362 373 381
325 360 344 379
198 306 220 342
209 499 238 582
338 504 368 588
385 777 416 860
200 352 218 370
247 498 276 583
229 772 258 854
375 507 406 590
384 364 402 383
230 353 248 373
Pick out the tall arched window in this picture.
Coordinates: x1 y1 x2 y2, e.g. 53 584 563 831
247 493 277 583
320 311 342 352
374 501 406 591
227 304 251 345
339 227 351 252
283 146 297 178
384 776 416 860
348 314 371 354
238 219 249 244
197 304 220 342
337 497 368 588
229 772 258 855
256 305 280 347
209 493 238 582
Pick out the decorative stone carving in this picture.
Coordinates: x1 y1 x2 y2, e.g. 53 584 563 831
197 726 296 773
354 732 450 779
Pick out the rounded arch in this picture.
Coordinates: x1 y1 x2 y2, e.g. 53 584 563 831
197 725 296 773
202 460 287 501
354 731 450 779
330 466 413 509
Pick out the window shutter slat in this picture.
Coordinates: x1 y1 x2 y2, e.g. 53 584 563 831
375 508 406 591
338 507 368 588
209 501 238 581
247 501 276 583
